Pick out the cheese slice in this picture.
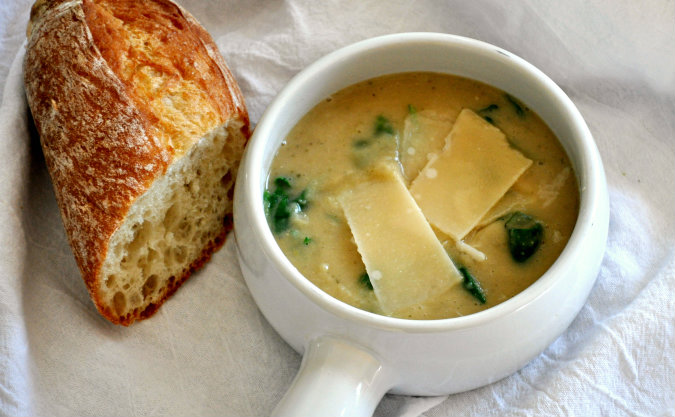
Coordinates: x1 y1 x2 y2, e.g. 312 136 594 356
338 165 462 314
400 110 454 182
410 109 532 240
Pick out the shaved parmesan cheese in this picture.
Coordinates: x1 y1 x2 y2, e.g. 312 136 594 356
400 110 454 182
338 165 462 314
410 109 532 240
455 239 487 262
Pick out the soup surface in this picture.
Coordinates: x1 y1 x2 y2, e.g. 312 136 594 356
265 72 579 319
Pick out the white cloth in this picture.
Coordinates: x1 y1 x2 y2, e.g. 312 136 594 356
1 0 674 416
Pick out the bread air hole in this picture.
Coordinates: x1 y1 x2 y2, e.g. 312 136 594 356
163 203 180 229
173 246 186 263
226 182 235 201
142 274 158 298
113 292 126 316
147 248 159 264
106 274 116 289
221 170 232 186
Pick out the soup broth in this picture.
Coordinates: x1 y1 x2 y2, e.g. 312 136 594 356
266 72 579 319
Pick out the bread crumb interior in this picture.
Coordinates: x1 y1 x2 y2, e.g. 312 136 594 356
99 121 244 321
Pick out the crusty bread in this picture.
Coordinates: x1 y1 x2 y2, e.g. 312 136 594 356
24 0 249 325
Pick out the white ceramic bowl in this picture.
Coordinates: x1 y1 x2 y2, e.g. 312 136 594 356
234 33 609 417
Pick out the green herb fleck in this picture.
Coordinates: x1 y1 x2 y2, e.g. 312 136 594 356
504 212 543 262
478 104 499 113
374 115 395 136
505 94 525 117
477 104 498 125
353 138 371 148
303 236 312 246
407 104 417 114
359 272 373 290
459 266 487 304
274 176 292 189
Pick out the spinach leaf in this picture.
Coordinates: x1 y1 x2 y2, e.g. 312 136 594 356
274 176 292 189
458 266 487 304
477 104 499 125
505 94 525 117
478 104 499 113
359 272 374 290
504 212 543 262
264 176 309 234
374 115 395 136
352 115 398 168
352 138 371 149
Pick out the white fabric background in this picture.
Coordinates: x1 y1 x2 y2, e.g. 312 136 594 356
1 0 674 416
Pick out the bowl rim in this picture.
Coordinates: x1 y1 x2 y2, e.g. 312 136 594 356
240 32 605 334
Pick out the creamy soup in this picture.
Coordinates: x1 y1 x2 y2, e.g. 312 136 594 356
265 72 579 319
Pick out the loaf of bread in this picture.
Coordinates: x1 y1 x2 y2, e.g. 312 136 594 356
24 0 249 325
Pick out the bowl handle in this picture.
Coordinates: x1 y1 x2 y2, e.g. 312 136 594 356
273 336 396 417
